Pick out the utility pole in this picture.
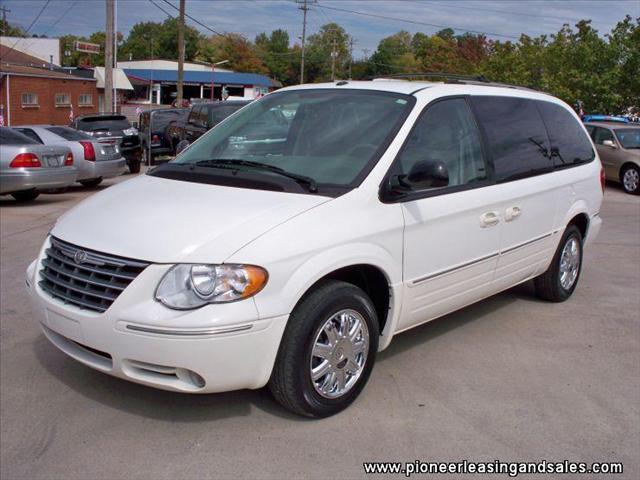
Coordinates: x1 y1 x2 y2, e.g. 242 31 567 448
0 6 10 34
330 37 337 81
297 0 314 84
105 0 114 113
348 38 356 80
176 0 185 106
113 0 118 112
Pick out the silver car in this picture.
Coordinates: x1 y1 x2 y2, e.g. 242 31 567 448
14 125 126 188
0 127 76 202
586 122 640 195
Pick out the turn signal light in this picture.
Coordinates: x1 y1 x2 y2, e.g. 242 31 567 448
79 141 96 161
10 153 41 168
64 152 74 166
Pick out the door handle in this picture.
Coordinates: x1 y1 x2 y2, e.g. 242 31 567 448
480 211 500 228
505 206 521 222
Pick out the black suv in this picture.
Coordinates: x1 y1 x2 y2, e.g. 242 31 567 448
181 101 251 145
72 114 142 173
138 108 190 164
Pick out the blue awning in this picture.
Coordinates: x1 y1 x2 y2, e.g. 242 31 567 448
123 69 273 87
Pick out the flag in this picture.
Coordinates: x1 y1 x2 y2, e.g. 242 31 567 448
136 106 143 116
0 105 4 126
69 104 74 123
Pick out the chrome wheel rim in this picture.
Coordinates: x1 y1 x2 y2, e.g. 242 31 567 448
623 168 639 192
310 309 369 399
559 236 581 290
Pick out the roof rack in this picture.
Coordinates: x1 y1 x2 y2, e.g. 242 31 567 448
375 72 540 92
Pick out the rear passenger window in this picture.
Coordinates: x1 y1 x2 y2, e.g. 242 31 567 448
592 127 615 145
536 101 594 167
394 98 487 190
471 96 551 182
15 128 43 144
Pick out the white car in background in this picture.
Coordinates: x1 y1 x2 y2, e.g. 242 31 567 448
26 80 603 417
14 125 126 188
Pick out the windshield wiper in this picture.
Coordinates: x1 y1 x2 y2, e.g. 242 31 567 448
194 159 318 193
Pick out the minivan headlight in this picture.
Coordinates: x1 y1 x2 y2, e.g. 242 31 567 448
155 264 268 309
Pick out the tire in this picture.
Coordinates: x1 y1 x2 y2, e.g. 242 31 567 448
79 177 103 188
10 189 40 202
269 280 379 418
534 224 583 302
620 164 640 195
128 160 141 174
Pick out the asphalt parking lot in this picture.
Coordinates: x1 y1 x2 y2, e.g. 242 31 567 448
1 173 639 480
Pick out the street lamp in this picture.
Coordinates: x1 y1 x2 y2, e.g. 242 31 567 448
210 59 229 101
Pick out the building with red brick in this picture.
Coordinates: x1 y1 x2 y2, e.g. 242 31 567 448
0 45 99 126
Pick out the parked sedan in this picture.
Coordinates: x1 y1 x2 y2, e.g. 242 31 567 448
14 125 126 188
586 122 640 194
0 127 76 202
72 114 142 173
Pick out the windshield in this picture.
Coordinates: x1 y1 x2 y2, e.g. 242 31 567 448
0 127 38 145
77 116 130 131
172 89 414 189
46 126 93 141
615 128 640 149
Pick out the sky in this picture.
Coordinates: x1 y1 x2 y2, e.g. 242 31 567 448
2 0 638 59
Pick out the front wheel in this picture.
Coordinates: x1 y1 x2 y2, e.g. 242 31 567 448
534 225 583 302
269 280 379 418
620 164 640 195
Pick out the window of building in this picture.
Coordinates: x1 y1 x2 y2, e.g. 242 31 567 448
55 93 71 106
78 94 93 106
21 93 39 107
471 96 552 182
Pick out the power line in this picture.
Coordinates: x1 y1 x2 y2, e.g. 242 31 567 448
160 0 226 37
149 0 174 19
399 0 582 23
9 0 51 50
314 2 521 40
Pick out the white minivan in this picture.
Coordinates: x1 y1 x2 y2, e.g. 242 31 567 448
26 80 603 417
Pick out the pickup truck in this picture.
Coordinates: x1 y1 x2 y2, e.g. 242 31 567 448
138 108 190 164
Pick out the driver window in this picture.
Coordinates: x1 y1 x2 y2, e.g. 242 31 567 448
593 127 614 145
396 98 486 189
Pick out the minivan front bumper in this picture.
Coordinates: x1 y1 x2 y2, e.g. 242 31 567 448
26 245 288 394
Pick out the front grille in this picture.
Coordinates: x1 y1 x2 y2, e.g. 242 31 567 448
39 237 149 313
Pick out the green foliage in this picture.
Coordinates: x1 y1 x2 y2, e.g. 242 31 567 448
0 19 26 37
119 18 200 62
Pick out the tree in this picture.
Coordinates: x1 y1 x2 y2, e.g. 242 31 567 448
199 33 268 74
0 20 26 37
369 31 418 75
255 29 292 81
119 18 201 61
304 23 351 81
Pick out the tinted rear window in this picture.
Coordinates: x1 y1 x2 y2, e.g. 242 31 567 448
46 126 93 141
0 128 38 145
77 116 130 131
471 96 552 182
536 101 594 167
152 110 188 129
208 105 244 125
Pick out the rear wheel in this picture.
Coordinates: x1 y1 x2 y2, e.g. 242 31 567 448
269 280 379 418
11 189 40 202
534 225 583 302
79 177 103 188
620 164 640 195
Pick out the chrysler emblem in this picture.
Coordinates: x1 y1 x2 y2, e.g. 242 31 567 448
74 250 87 264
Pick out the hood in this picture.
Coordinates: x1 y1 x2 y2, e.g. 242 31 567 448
52 175 331 263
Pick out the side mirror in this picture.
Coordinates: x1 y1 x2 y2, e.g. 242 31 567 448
602 139 617 148
403 160 449 189
175 140 190 155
